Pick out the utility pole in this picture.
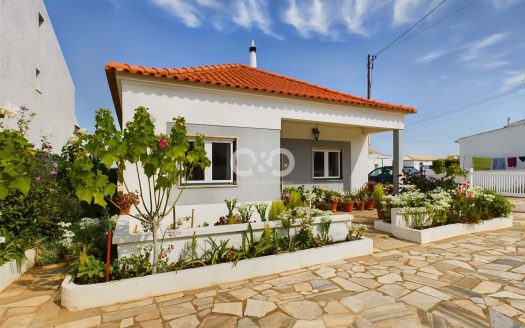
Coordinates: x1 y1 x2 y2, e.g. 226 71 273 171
367 54 375 99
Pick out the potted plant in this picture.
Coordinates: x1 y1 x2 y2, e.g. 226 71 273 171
355 187 367 211
342 191 354 212
330 192 341 212
114 190 140 215
373 184 385 219
365 192 375 210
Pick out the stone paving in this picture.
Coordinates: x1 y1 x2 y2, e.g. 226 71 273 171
1 212 525 327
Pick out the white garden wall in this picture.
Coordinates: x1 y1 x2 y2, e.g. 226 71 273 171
113 214 353 262
62 237 373 311
0 249 36 292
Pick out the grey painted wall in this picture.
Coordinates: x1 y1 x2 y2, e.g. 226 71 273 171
0 0 76 150
281 138 351 191
166 123 281 205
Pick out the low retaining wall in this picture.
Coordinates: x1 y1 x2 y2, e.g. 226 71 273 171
391 213 513 244
0 249 36 292
61 237 373 311
113 214 352 262
373 220 392 234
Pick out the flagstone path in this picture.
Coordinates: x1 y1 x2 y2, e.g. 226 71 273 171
1 212 525 327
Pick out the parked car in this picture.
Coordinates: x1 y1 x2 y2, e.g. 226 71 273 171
368 166 419 184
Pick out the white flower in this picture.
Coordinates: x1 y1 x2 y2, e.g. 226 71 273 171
0 103 19 118
77 127 88 135
68 134 79 144
79 217 99 229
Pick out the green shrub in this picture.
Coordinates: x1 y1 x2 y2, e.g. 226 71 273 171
288 191 303 209
488 192 513 218
372 184 385 209
268 200 286 221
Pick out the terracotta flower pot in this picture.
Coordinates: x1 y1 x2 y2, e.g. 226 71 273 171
331 201 338 212
377 208 385 220
343 203 354 212
357 202 365 211
365 199 375 210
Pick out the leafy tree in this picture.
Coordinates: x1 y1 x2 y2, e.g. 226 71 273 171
68 107 210 273
0 104 35 199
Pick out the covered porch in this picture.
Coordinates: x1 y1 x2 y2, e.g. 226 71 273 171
280 119 405 193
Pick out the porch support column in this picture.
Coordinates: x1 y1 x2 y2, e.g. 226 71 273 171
393 129 404 195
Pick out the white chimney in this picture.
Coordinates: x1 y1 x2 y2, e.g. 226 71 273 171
249 40 257 68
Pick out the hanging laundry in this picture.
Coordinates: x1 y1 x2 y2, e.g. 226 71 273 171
508 157 517 168
472 157 492 170
520 156 525 162
493 158 505 170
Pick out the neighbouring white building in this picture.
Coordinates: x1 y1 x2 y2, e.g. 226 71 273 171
457 118 525 171
0 0 76 150
368 148 392 173
403 155 438 172
105 43 416 223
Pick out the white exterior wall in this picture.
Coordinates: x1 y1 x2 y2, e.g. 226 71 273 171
118 75 406 219
458 123 525 170
0 0 76 150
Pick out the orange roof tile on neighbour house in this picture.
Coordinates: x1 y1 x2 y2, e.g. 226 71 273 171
105 62 416 124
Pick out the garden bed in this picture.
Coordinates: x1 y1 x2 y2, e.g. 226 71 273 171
391 214 513 244
113 214 353 261
0 249 36 292
61 237 373 311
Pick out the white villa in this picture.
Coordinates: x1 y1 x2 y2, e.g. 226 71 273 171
105 45 416 223
0 0 77 149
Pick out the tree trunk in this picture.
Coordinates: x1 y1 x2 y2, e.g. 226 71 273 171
152 218 158 274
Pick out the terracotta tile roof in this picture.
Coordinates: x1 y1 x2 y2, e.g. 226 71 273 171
105 62 416 124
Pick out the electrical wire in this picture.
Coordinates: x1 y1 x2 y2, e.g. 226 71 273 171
408 86 525 128
374 0 448 57
388 0 479 50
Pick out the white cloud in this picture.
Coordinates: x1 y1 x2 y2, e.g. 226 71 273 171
233 0 280 38
282 0 387 39
461 33 508 61
284 0 332 38
416 32 510 66
501 71 525 92
392 0 426 26
490 0 520 11
482 60 510 69
150 0 276 36
415 49 447 64
152 0 202 27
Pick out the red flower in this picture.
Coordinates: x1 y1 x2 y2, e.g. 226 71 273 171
158 139 168 149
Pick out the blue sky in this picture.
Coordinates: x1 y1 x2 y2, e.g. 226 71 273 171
45 0 525 157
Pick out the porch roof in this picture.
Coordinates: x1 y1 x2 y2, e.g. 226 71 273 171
106 62 416 124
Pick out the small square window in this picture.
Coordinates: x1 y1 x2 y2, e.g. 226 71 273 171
184 138 236 185
312 149 342 180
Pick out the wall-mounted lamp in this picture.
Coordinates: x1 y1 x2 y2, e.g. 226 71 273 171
312 127 320 141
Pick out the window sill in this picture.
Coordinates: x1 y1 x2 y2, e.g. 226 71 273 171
312 178 343 182
178 183 238 189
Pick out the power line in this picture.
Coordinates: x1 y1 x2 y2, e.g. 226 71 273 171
368 0 448 98
374 0 448 57
408 86 525 128
388 0 479 50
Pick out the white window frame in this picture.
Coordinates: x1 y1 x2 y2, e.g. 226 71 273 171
312 148 342 180
183 137 236 185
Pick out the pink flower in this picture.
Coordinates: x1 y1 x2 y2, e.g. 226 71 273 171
158 139 168 149
34 176 41 182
